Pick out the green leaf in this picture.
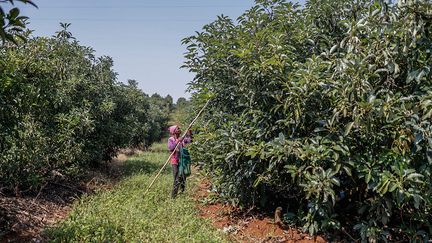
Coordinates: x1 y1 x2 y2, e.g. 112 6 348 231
422 109 432 120
366 171 372 184
388 182 398 192
343 166 352 176
413 194 421 209
416 70 426 82
406 173 423 181
9 7 20 19
407 70 419 82
343 122 354 136
330 44 338 54
278 132 285 141
331 177 340 186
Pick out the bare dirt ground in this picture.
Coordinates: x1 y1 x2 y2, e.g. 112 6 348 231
194 178 327 243
0 152 129 243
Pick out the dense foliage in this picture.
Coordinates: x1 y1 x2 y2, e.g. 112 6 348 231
0 0 37 44
0 27 172 192
183 0 432 241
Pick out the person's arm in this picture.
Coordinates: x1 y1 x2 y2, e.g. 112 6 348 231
183 136 192 144
168 137 176 151
168 137 183 151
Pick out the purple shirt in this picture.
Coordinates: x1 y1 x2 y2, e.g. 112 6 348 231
168 137 181 164
168 136 192 164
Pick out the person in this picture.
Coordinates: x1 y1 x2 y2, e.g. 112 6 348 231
168 125 186 198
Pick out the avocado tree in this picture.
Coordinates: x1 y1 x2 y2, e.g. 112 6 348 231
0 0 37 44
0 23 170 193
184 0 432 241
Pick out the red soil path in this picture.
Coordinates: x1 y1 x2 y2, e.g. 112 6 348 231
194 179 327 243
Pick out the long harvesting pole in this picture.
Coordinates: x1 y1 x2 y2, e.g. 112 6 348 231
143 99 211 197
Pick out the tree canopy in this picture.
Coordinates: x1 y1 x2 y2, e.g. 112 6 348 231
184 0 432 241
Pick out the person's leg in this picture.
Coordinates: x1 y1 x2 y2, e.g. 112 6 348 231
172 164 180 198
180 174 186 193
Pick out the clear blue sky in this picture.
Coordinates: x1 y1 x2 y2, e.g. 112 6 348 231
20 0 304 101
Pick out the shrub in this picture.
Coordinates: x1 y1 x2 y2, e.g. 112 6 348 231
0 26 171 192
183 0 432 241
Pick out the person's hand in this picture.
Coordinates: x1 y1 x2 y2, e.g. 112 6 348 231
176 137 183 143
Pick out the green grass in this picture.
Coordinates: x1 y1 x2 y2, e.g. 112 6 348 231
46 142 227 242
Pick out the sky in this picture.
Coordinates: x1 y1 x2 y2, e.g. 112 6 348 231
19 0 304 101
